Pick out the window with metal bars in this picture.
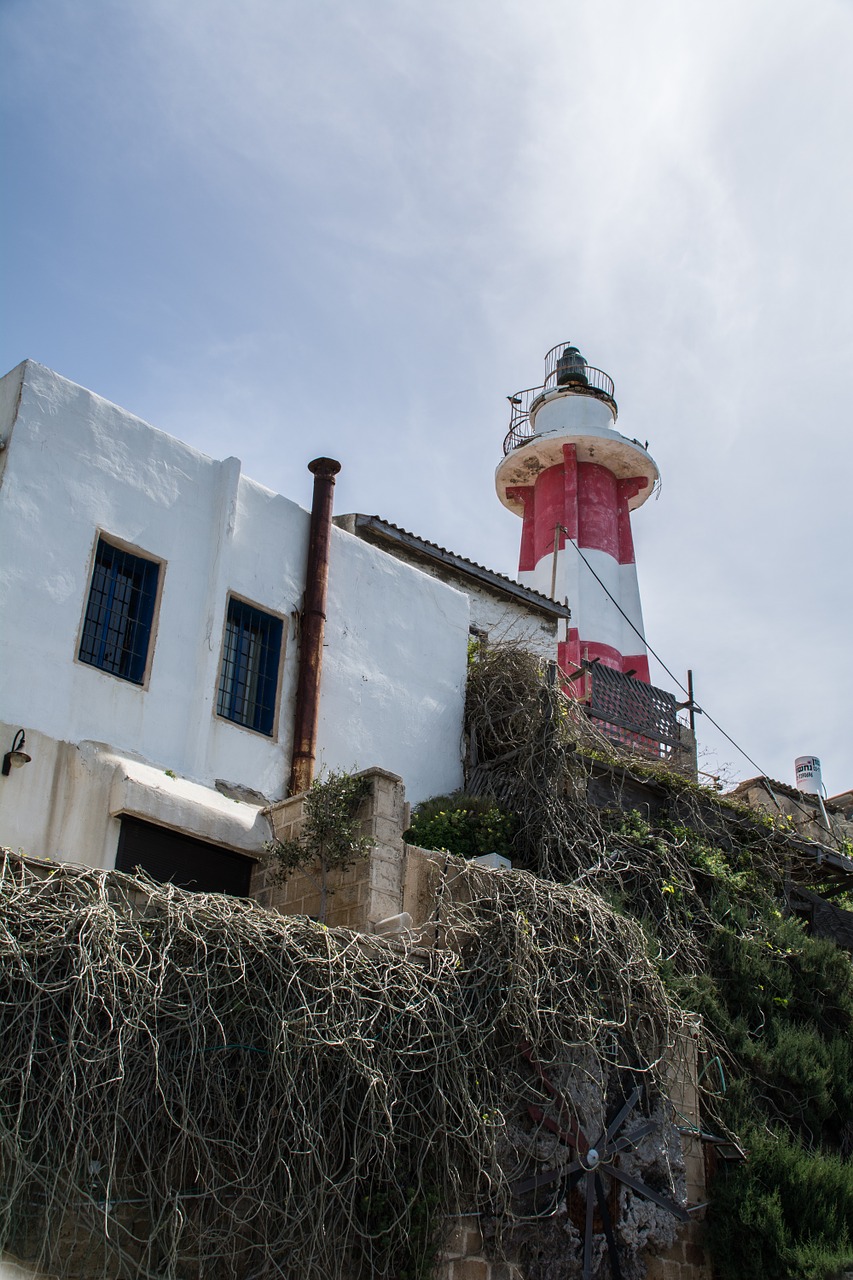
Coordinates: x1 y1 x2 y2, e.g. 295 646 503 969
216 597 283 736
78 537 161 685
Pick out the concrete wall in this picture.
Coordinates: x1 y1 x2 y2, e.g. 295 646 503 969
0 724 271 871
0 361 468 869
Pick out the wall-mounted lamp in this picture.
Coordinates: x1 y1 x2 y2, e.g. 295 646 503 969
2 730 32 776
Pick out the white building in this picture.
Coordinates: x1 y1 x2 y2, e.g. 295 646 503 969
334 513 571 660
0 361 569 896
0 361 477 891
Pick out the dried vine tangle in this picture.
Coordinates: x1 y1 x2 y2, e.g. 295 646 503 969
0 647 811 1280
0 845 674 1280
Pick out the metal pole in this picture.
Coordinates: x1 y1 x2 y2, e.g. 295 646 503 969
687 669 696 736
288 457 341 797
550 523 561 601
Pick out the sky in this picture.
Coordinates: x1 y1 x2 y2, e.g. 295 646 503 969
3 0 853 795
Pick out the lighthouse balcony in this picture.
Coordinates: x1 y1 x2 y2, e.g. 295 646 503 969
583 663 697 777
504 345 617 455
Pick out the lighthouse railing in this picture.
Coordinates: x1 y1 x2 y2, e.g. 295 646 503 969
542 347 616 400
503 364 617 455
503 386 541 453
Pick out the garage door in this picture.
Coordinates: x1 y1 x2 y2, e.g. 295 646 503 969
115 816 254 897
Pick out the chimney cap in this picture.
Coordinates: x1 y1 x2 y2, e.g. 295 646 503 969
308 457 341 478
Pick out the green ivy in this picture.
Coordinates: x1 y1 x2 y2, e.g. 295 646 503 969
630 813 853 1278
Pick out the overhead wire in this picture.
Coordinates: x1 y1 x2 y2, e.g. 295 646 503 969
565 537 845 842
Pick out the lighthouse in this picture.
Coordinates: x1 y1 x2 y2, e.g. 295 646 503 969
496 343 658 686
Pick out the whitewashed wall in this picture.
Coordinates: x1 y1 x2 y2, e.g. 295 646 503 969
334 516 565 663
0 362 468 870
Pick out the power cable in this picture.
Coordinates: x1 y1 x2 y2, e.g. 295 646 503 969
565 536 843 841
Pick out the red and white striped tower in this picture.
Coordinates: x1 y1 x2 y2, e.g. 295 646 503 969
496 343 659 685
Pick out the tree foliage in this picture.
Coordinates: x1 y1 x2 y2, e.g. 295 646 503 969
265 769 374 921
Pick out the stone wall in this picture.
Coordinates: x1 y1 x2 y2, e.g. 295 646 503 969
730 777 853 848
435 1219 522 1280
254 777 713 1279
253 767 410 930
644 1025 710 1280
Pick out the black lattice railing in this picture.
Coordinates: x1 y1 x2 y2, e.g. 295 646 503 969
586 664 686 761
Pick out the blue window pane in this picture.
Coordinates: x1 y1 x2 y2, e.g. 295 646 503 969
217 598 283 736
79 539 159 684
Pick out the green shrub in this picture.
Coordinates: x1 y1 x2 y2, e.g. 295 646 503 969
405 793 517 860
708 1130 853 1280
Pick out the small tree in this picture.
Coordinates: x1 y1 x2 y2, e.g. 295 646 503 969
265 770 374 922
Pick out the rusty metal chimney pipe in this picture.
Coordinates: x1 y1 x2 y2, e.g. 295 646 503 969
288 457 341 797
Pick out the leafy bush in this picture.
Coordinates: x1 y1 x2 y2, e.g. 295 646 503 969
708 1130 853 1280
405 793 517 860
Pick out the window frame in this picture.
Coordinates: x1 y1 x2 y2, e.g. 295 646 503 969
76 532 165 689
215 593 285 739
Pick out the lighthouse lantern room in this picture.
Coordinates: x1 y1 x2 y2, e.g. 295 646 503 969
497 343 658 687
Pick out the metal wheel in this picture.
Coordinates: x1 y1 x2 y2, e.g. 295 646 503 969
510 1048 690 1279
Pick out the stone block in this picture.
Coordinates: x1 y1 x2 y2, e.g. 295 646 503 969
645 1260 681 1280
371 780 406 823
451 1259 489 1280
370 893 403 926
463 1222 483 1253
684 1158 706 1198
684 1240 708 1267
373 815 407 847
443 1217 482 1257
443 1224 469 1258
490 1262 519 1280
371 857 402 887
331 883 360 908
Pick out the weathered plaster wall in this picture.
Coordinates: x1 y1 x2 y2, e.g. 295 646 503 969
0 361 467 868
404 564 561 663
0 722 271 870
335 516 563 663
320 532 469 802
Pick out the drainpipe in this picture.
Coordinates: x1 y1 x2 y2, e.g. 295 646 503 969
288 457 341 797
